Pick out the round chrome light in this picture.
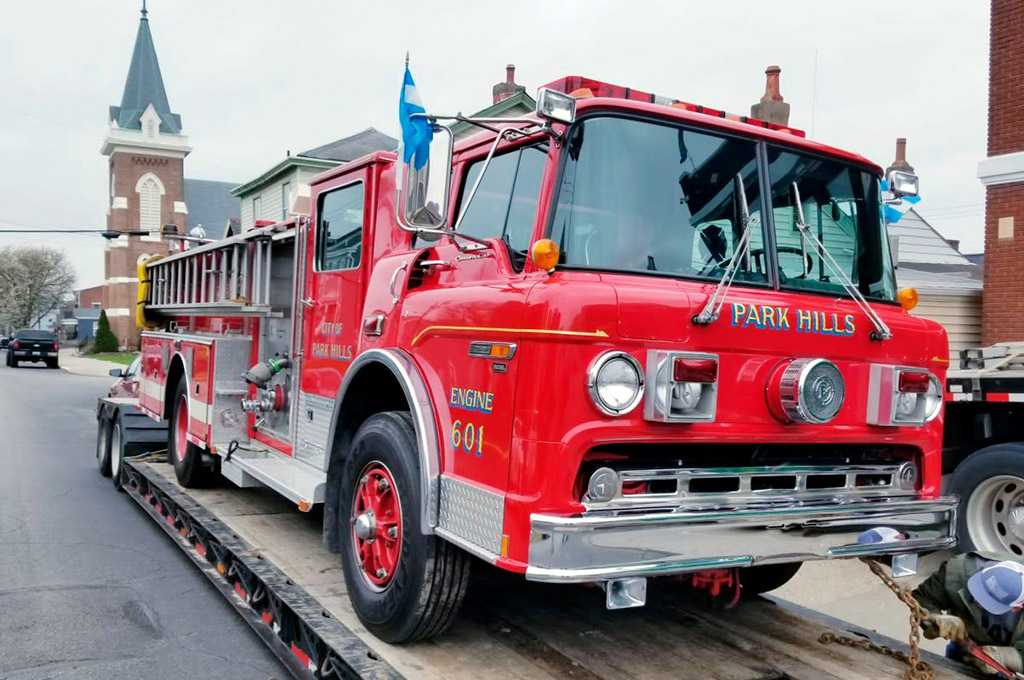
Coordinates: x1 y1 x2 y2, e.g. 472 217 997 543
897 462 919 490
769 358 845 424
587 467 620 503
588 351 644 416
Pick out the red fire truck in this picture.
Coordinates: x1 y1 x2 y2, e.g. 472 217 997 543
97 76 956 645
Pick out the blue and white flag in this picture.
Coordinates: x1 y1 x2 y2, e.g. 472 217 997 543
399 66 432 171
880 179 921 225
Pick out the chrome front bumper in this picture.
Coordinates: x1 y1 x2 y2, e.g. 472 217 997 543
525 496 957 583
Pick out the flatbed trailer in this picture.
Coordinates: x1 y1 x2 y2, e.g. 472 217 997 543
117 456 970 680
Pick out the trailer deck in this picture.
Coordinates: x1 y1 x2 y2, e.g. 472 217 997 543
122 460 969 680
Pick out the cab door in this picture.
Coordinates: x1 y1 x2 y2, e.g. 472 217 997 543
296 173 368 469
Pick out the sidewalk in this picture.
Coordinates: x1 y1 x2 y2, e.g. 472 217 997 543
59 348 125 377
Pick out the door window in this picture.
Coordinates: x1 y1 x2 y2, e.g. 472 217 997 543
316 182 365 272
456 144 547 262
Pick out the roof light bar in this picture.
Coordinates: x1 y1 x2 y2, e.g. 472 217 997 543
541 76 806 138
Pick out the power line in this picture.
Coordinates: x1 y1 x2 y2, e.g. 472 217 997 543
0 229 107 234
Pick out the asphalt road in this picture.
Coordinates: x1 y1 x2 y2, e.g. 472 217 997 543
0 353 286 680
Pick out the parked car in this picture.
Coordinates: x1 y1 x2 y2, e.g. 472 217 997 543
107 355 141 398
6 329 59 368
0 336 9 350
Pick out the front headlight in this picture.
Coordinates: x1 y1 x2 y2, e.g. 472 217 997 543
588 351 644 416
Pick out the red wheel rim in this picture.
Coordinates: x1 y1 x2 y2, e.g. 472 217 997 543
175 394 189 462
351 462 402 590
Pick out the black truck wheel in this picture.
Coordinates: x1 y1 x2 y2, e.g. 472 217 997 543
741 562 802 596
949 443 1024 555
96 415 112 477
339 412 470 643
168 376 214 487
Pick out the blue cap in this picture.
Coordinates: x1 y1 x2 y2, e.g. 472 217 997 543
856 527 906 545
968 561 1024 615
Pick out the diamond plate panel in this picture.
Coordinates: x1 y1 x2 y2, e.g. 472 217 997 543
438 476 504 555
296 391 334 470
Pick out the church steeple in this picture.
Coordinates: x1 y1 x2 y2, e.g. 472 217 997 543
108 1 181 134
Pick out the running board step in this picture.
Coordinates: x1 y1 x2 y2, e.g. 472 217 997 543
221 446 326 510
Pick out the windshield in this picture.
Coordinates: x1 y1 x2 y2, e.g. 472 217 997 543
548 115 895 302
766 146 895 301
550 116 768 284
15 330 55 341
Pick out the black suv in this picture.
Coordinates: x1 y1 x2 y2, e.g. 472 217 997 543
7 330 59 368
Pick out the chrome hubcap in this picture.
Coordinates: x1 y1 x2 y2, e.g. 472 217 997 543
354 510 376 541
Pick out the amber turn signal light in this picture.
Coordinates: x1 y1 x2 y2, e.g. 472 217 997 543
532 239 559 272
898 287 919 311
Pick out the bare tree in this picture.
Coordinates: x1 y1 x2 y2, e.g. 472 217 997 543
0 246 76 331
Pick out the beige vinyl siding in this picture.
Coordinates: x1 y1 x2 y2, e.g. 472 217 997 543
910 292 982 360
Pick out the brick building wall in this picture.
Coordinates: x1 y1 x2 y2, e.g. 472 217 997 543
981 0 1024 344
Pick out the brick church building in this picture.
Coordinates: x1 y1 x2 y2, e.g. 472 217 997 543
101 3 238 347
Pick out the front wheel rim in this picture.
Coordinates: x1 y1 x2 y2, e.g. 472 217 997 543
966 474 1024 555
174 395 188 462
351 461 403 591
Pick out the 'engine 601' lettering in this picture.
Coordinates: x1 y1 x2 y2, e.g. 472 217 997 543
730 303 855 337
449 387 495 414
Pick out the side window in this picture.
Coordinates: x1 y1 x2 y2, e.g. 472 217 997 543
456 145 546 259
316 183 365 271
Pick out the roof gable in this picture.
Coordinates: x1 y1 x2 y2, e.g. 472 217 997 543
887 208 973 266
184 179 239 233
300 127 398 162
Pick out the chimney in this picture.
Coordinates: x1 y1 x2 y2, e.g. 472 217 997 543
492 63 526 104
886 137 915 175
750 65 791 126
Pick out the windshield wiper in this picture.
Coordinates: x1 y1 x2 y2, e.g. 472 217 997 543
694 173 757 326
790 183 892 341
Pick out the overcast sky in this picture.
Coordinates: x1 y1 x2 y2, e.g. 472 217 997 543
0 0 989 290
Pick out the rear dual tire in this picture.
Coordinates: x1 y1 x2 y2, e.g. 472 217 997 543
339 412 470 643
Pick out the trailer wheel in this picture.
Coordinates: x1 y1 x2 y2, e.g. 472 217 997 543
96 415 112 477
949 443 1024 554
741 562 802 596
339 412 470 643
168 377 213 487
110 417 127 491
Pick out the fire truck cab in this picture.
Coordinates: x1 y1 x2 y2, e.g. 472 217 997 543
127 76 957 643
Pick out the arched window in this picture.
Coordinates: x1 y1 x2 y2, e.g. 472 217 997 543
138 176 162 232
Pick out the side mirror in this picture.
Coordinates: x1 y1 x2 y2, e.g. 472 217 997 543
889 234 900 269
109 368 123 377
886 170 919 199
396 123 453 237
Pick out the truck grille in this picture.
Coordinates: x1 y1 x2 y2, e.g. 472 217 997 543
582 463 917 511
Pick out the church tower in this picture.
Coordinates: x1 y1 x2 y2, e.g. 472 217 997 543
101 2 190 347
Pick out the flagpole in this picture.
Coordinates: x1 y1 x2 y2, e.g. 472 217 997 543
405 51 409 68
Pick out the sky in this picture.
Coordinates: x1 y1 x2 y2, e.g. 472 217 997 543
0 0 990 290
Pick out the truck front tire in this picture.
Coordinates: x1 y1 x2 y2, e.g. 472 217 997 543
339 412 470 643
741 562 802 596
168 377 214 487
949 443 1024 555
